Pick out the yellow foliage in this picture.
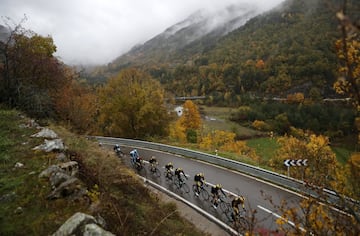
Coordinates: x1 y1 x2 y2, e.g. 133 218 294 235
179 100 202 130
286 92 305 104
169 119 186 143
252 120 271 131
272 133 341 188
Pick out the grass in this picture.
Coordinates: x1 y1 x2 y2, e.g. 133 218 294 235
246 137 279 163
0 108 208 236
200 105 264 139
199 105 354 165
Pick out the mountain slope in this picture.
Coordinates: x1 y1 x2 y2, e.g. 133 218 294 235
109 3 262 70
96 0 358 102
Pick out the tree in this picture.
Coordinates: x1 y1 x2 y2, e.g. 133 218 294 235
177 100 202 142
97 68 170 138
54 76 97 134
179 100 202 130
272 133 340 186
0 17 67 118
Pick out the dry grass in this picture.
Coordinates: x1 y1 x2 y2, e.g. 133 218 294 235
0 109 208 236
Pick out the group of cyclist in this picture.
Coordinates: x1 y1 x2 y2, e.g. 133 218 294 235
116 145 246 221
164 159 245 219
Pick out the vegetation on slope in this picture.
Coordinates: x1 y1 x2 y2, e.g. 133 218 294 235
0 108 208 236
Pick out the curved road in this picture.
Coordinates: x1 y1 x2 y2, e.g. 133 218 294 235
101 141 304 233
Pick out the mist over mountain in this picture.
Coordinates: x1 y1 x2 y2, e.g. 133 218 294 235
110 2 262 69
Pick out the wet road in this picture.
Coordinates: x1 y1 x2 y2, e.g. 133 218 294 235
103 142 303 233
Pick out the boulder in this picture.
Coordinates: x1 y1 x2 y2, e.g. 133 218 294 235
39 165 64 178
47 177 83 200
31 128 58 139
33 139 65 152
52 212 114 236
49 172 71 189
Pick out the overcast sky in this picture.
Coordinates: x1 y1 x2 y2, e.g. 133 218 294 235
1 0 284 65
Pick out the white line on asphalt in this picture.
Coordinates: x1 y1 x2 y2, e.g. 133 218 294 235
257 205 306 232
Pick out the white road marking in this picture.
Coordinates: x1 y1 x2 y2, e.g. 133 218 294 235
257 205 306 232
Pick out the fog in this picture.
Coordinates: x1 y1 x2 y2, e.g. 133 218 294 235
0 0 285 65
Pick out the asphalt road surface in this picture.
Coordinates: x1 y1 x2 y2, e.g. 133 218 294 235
103 142 305 234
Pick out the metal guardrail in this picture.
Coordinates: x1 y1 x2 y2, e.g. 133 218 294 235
94 136 359 214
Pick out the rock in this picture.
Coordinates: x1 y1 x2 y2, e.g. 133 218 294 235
31 128 58 139
14 162 24 168
33 139 65 152
14 206 23 214
58 161 79 176
83 223 114 236
39 165 63 178
0 192 16 203
52 212 114 236
49 172 71 189
47 177 85 200
52 212 96 236
56 153 67 162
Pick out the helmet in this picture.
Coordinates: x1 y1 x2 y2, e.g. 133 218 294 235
151 156 156 159
216 184 222 188
115 144 119 148
168 162 172 166
178 168 183 171
200 173 204 177
239 196 245 202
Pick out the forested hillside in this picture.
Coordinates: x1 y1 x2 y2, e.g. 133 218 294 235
91 0 358 104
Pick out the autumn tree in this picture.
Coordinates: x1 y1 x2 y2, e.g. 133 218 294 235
271 133 341 187
54 75 97 134
0 17 67 118
97 68 170 138
178 100 202 142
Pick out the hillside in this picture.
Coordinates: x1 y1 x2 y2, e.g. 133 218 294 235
109 2 262 70
90 0 359 102
0 108 210 235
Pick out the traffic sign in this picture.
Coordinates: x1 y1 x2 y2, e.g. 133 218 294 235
284 159 308 167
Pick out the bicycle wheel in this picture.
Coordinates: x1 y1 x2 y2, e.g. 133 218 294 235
181 183 190 193
235 218 250 234
200 189 209 201
219 201 231 213
221 208 233 223
192 184 199 195
164 171 173 181
153 168 161 178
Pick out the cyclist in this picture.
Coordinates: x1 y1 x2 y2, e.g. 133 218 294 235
113 144 123 156
231 195 246 221
148 156 158 172
129 149 139 165
113 144 120 151
134 155 143 169
165 162 174 179
211 184 226 209
174 167 188 187
193 172 205 196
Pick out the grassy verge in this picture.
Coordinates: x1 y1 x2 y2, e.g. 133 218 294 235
0 109 208 236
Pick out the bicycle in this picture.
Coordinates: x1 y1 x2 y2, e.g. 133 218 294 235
132 157 144 172
148 163 161 177
210 193 230 212
173 177 190 194
223 208 250 234
164 169 174 182
192 183 209 201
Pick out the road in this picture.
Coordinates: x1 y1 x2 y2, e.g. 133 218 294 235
102 141 305 234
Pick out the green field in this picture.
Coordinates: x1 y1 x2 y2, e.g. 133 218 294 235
199 105 353 166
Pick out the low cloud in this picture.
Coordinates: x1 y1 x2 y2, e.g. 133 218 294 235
0 0 284 65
